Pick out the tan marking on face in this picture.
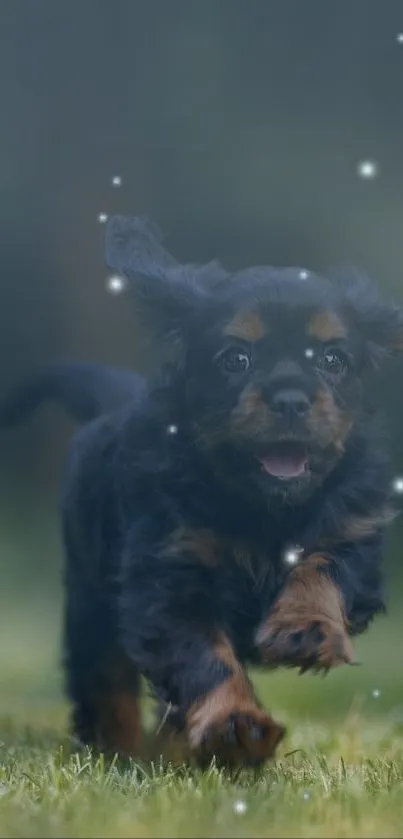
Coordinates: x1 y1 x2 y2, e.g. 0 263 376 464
309 387 352 453
230 385 273 437
307 310 346 342
224 310 266 342
234 386 265 415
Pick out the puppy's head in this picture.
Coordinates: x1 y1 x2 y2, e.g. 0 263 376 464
106 217 403 502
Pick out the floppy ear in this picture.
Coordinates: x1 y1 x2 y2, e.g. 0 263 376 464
331 268 403 368
105 215 229 341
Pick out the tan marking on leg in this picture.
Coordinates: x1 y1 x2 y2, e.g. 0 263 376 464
257 555 354 671
187 635 285 767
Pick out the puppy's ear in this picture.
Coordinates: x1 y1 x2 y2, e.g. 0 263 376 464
332 268 403 368
105 215 228 341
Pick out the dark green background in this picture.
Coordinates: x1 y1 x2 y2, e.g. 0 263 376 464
0 0 402 714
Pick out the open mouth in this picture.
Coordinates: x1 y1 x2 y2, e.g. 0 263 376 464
258 441 308 480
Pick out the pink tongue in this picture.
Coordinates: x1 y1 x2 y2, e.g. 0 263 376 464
260 455 307 479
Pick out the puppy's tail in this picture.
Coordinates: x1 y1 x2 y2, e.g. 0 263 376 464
0 362 146 427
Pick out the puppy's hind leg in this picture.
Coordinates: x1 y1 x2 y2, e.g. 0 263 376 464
64 591 142 759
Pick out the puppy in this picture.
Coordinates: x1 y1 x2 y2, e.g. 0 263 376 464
7 216 403 770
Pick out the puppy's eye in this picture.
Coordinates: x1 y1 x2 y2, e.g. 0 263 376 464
320 348 348 375
220 347 251 373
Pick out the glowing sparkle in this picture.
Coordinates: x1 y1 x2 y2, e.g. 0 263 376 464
396 33 403 44
303 791 310 801
356 160 379 180
299 270 309 280
284 544 304 566
166 424 178 435
304 347 315 359
97 212 108 224
392 476 403 494
233 800 247 815
111 175 122 187
372 688 381 699
106 274 127 295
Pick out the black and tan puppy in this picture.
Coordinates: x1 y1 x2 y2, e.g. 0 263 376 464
8 217 403 769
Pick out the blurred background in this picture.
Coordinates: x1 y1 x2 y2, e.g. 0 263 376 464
0 0 402 724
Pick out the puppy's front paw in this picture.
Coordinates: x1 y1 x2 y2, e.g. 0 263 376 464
257 557 356 673
188 698 285 768
257 612 354 673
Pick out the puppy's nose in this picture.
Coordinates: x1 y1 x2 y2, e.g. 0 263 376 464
270 389 311 418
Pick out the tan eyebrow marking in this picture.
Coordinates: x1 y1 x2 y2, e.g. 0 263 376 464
307 310 346 342
224 310 266 342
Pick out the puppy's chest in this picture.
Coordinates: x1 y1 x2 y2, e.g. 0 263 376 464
211 537 287 660
199 523 288 599
219 539 281 589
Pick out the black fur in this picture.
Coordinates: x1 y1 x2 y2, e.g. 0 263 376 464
6 216 403 768
0 362 146 426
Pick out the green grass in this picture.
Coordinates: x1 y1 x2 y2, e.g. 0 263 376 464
1 693 403 838
1 502 402 838
1 613 403 838
1 716 402 839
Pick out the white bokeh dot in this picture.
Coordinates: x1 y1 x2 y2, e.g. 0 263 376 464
97 212 108 224
166 424 178 435
233 800 247 815
396 33 403 44
299 270 309 280
304 347 315 359
111 175 122 187
392 476 403 494
372 688 381 699
105 275 127 295
303 791 310 801
356 160 379 180
283 545 304 566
